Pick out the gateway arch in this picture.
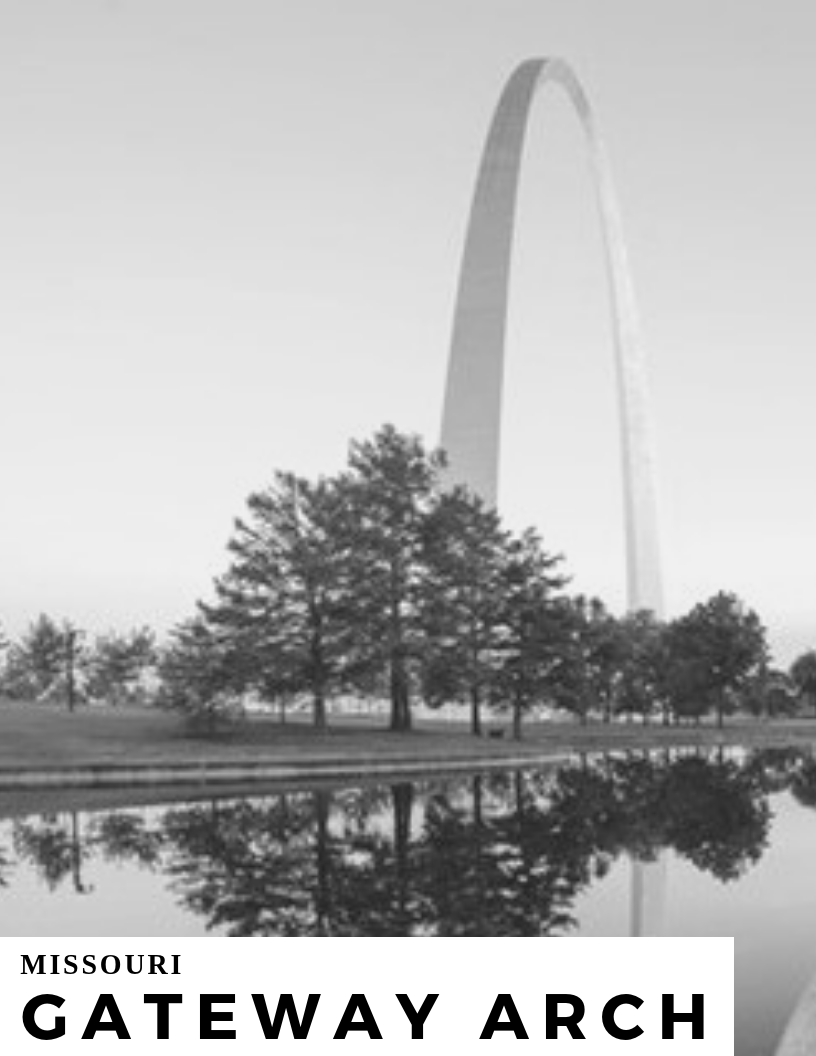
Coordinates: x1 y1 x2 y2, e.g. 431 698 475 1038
440 57 663 615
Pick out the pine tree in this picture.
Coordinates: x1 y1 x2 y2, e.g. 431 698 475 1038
202 472 349 728
489 530 569 739
334 425 443 731
421 488 509 734
155 617 236 727
85 628 156 706
2 615 83 708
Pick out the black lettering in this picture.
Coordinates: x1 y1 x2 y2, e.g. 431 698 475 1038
149 955 167 975
200 994 236 1040
252 994 320 1039
480 995 528 1040
100 955 120 975
396 994 438 1039
126 955 143 975
22 994 65 1040
602 995 643 1040
64 955 77 975
144 994 182 1039
545 995 585 1040
82 955 96 974
171 954 181 975
81 994 131 1040
662 994 704 1039
334 995 383 1039
21 955 45 975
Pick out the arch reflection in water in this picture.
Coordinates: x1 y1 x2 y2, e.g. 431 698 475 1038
630 857 667 937
776 973 816 1056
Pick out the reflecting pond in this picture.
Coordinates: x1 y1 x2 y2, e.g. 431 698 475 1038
2 747 816 1055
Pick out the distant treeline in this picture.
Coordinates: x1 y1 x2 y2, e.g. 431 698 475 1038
2 425 816 734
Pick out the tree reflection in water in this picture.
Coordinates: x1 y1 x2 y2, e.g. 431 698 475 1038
12 811 93 893
4 748 813 935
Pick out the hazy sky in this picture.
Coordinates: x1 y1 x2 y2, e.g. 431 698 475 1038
1 0 814 662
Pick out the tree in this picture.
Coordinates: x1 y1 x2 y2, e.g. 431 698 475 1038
554 597 629 724
615 610 666 724
334 425 444 731
421 488 509 734
790 650 816 714
742 667 798 719
155 618 239 729
84 628 156 706
662 592 768 727
1 615 83 709
0 626 10 702
63 624 83 712
488 530 569 739
202 472 350 728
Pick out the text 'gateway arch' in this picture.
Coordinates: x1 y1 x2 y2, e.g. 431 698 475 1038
439 58 664 615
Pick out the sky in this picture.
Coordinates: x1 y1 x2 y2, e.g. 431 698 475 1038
1 0 814 663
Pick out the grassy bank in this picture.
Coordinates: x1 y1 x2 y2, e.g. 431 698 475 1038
1 700 815 818
2 699 816 770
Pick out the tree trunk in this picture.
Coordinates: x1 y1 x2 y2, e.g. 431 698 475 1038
390 655 411 731
470 687 482 736
311 631 327 728
388 567 410 731
313 684 326 730
66 631 76 713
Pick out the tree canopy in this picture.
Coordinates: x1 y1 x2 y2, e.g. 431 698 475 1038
1 424 800 733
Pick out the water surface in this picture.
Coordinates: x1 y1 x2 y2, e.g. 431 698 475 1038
2 747 815 1055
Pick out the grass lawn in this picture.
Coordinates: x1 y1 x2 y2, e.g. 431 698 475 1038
2 699 816 771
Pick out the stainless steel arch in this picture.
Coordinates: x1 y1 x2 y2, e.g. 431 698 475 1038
440 57 663 614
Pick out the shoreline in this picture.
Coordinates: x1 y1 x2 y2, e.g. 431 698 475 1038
2 702 815 810
0 747 577 790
